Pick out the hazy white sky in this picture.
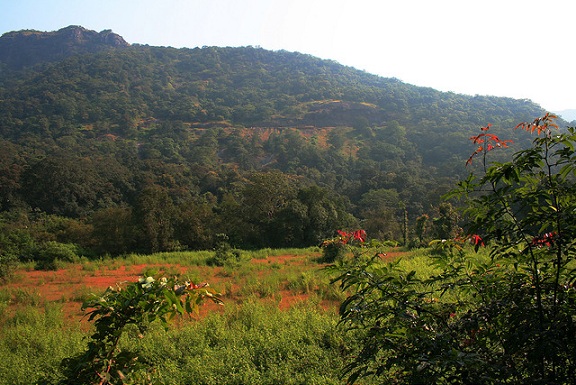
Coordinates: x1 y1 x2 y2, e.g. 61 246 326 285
1 0 575 111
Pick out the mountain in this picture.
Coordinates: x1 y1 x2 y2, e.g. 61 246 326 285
0 25 129 70
0 26 569 252
0 27 555 156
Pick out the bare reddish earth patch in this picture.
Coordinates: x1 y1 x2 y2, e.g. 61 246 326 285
4 252 406 323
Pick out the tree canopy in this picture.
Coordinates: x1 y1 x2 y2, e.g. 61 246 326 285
0 26 567 258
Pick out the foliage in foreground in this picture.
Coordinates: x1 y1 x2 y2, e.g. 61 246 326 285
330 114 576 384
56 274 222 385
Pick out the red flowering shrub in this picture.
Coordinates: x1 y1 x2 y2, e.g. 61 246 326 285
531 231 556 247
320 229 366 262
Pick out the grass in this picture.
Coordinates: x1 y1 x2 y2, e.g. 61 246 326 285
0 303 86 385
68 285 100 302
0 300 355 384
9 288 42 307
118 247 318 267
142 302 351 385
0 246 412 384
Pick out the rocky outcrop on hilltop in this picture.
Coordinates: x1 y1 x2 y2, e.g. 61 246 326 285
0 25 129 70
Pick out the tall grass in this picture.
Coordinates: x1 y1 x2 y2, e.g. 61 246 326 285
0 300 367 384
8 247 321 275
248 247 320 259
123 250 214 266
118 247 318 267
130 301 354 385
0 303 85 385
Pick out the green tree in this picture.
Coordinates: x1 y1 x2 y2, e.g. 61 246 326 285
174 196 217 250
447 114 576 383
91 206 135 255
238 171 299 247
21 155 106 217
358 188 402 241
0 139 24 211
188 128 219 167
213 191 246 247
133 185 177 253
414 213 430 244
431 202 459 240
327 128 347 151
271 185 353 247
296 185 352 245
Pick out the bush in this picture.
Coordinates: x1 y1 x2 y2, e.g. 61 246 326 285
58 274 223 384
207 234 246 267
331 115 576 384
0 226 37 262
33 241 79 270
0 253 17 282
320 230 366 263
319 241 346 263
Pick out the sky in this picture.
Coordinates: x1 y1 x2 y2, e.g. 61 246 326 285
1 0 575 112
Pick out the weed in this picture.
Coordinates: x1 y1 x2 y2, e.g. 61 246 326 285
70 285 99 302
0 288 11 304
11 288 42 306
286 271 317 294
222 281 234 297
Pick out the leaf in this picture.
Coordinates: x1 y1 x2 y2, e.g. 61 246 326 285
185 299 194 314
164 289 184 314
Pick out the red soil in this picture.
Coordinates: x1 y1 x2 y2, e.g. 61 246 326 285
3 252 406 324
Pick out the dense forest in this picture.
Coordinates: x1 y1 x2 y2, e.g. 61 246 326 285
0 26 565 262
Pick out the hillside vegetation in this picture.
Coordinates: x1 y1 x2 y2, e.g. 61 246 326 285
0 26 563 259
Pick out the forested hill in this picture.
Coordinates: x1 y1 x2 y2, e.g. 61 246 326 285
0 26 563 254
0 26 550 133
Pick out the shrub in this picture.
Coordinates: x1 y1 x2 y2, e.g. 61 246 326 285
58 274 222 384
0 253 17 282
331 115 576 384
320 229 366 263
207 234 246 267
0 226 37 262
34 241 79 270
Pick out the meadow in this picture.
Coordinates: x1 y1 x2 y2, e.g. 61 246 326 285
0 247 410 385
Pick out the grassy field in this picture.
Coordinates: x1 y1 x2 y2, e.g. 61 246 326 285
0 247 410 384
